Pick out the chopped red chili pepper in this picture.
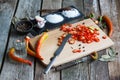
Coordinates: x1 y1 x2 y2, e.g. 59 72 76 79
102 35 107 39
60 24 100 44
68 38 75 44
72 49 81 53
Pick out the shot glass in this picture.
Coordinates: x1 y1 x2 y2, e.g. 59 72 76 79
13 39 27 58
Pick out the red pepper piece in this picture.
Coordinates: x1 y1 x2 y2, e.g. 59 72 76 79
68 38 75 44
72 49 81 53
102 35 107 39
8 48 32 66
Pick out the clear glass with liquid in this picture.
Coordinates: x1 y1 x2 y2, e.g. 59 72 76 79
13 39 27 58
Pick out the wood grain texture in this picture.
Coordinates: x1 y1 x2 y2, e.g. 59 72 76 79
100 0 120 80
83 0 110 80
34 0 62 80
15 0 41 18
90 51 110 80
62 0 83 11
0 0 120 80
0 0 17 71
61 0 90 80
0 0 42 80
41 0 62 16
83 0 100 17
30 19 114 67
62 63 89 80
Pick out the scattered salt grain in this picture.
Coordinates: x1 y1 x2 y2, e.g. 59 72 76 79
45 14 64 24
62 8 80 18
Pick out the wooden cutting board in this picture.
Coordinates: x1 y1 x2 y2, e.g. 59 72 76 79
29 19 114 67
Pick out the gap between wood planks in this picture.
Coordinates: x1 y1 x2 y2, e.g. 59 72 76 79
0 0 19 74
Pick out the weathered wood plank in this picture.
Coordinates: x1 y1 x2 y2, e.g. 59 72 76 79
61 0 112 80
61 0 90 80
42 0 62 9
41 0 62 16
62 63 89 80
84 0 100 17
90 51 110 80
0 0 17 71
0 0 119 80
100 0 120 80
34 0 62 80
15 0 41 18
83 0 110 80
62 0 83 12
0 0 42 80
35 63 60 80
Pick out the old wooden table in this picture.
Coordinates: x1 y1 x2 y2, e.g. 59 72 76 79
0 0 120 80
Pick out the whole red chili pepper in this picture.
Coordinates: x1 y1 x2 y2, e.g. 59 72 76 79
102 15 113 37
25 36 43 60
25 36 36 57
8 48 32 66
36 32 48 60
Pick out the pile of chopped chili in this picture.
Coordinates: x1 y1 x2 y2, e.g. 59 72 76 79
60 24 100 44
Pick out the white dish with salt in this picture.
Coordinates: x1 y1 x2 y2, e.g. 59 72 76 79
45 14 64 24
62 8 80 18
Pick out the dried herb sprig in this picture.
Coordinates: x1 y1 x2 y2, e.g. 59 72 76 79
99 47 118 61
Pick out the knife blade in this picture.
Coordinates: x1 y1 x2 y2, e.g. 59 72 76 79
44 34 71 74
